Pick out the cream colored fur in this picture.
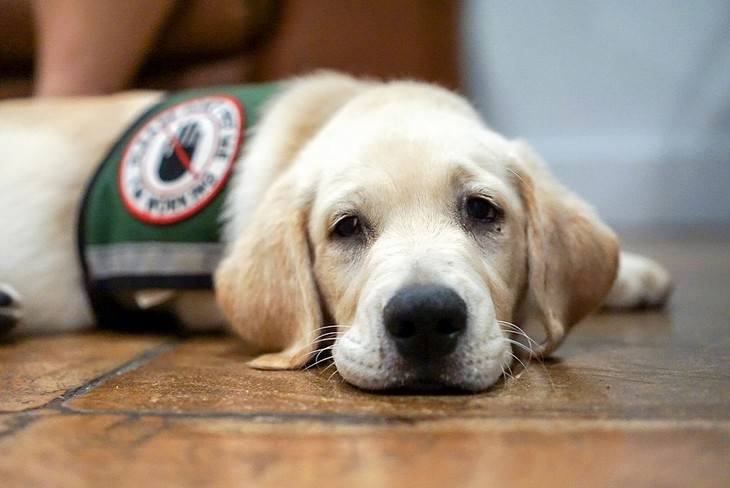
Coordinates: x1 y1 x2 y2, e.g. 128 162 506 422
0 72 672 391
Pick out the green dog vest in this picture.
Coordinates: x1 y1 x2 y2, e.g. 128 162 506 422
78 83 279 328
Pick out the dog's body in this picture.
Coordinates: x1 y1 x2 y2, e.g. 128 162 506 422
0 72 671 391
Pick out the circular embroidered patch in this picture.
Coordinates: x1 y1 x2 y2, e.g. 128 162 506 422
118 95 243 224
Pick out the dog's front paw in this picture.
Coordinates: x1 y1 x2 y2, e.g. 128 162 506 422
0 283 23 334
603 252 673 310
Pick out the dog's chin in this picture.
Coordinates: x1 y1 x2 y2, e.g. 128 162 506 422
334 359 503 394
331 327 510 393
344 375 500 394
375 375 490 395
375 383 477 396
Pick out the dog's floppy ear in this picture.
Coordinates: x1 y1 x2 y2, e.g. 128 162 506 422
511 141 619 356
214 171 320 370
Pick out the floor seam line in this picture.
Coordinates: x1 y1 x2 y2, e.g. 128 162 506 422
43 338 181 410
0 412 41 439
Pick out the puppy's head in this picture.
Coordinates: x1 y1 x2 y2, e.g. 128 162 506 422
215 81 618 391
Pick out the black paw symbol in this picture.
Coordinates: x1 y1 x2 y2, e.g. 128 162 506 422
159 122 201 182
0 283 22 334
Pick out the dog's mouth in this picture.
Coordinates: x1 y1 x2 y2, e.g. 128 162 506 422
318 343 470 393
383 368 479 394
377 382 476 395
345 366 489 394
326 344 494 393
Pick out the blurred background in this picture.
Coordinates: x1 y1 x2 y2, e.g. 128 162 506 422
463 0 730 230
1 0 728 230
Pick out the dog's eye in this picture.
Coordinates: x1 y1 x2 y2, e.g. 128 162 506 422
333 215 362 238
465 196 500 224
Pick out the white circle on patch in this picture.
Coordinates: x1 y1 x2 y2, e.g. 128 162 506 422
118 95 243 224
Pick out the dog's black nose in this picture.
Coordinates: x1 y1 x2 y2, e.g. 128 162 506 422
384 284 467 363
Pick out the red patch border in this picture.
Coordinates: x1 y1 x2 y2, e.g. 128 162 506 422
117 94 244 225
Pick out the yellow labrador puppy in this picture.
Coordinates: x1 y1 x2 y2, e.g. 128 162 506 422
0 72 671 391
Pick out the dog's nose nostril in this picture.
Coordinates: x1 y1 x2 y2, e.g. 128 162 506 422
383 284 467 362
390 320 417 339
436 318 462 336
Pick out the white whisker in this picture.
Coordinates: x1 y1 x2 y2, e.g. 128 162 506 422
504 337 535 357
507 350 529 373
327 367 342 382
314 331 340 340
498 320 541 356
286 325 345 368
307 356 334 370
307 346 335 369
502 330 555 389
320 360 338 374
301 342 335 368
312 324 341 333
501 363 514 382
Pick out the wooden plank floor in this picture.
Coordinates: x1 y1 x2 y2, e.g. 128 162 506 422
1 231 729 487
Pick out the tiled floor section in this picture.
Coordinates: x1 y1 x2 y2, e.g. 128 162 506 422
1 232 729 487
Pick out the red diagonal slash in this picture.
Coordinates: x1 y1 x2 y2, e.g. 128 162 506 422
164 127 200 178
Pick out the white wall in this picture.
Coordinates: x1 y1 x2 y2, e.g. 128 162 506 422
461 0 730 229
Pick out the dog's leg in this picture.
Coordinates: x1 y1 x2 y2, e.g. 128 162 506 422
603 252 673 309
0 283 22 334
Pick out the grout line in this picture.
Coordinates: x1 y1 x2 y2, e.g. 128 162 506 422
0 337 180 439
52 404 730 429
0 412 40 439
43 338 181 410
54 406 422 426
4 404 729 433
